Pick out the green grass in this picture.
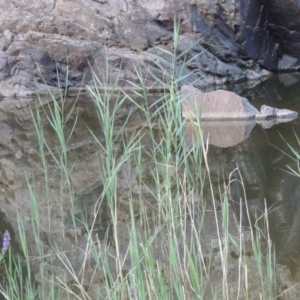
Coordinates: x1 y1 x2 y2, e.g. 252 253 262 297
0 22 279 299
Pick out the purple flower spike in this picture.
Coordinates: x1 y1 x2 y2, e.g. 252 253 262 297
1 230 11 252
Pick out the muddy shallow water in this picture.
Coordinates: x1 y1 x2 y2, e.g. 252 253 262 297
1 74 300 297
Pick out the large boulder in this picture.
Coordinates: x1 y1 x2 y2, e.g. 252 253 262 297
181 85 259 120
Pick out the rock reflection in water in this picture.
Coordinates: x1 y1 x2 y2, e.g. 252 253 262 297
184 120 256 148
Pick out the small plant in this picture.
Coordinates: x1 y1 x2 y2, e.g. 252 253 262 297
0 231 11 264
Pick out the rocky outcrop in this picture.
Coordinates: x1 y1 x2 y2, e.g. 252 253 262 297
240 0 278 70
1 0 298 98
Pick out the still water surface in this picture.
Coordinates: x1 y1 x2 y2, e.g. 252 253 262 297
1 74 300 286
210 73 300 279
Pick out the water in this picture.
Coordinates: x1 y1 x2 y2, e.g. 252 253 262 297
200 74 300 279
208 74 300 279
1 74 300 293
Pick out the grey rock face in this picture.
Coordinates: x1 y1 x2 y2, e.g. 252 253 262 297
240 0 279 70
0 0 291 97
266 0 300 66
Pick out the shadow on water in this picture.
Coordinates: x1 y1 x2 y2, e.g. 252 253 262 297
1 74 300 289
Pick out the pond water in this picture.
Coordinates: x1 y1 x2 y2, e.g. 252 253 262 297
206 73 300 280
1 74 300 296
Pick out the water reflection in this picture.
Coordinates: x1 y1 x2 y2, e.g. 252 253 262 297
184 120 256 148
